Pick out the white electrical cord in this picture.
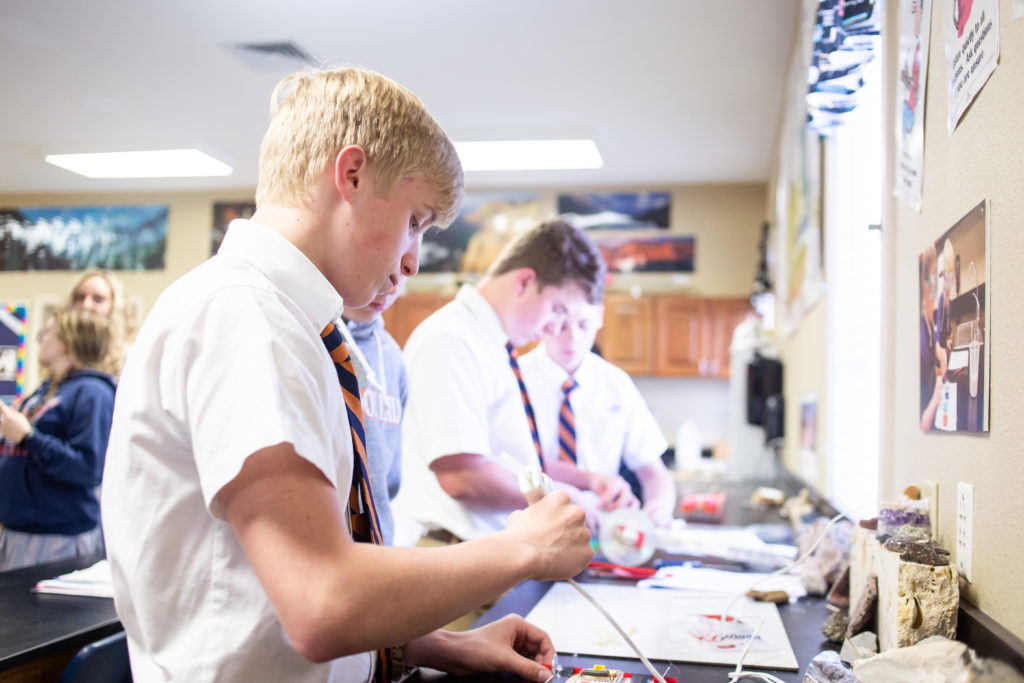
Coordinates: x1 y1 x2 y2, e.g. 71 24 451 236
721 501 890 680
503 449 887 683
499 454 667 683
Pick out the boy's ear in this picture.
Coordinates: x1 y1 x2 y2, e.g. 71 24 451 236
512 268 537 296
333 145 367 199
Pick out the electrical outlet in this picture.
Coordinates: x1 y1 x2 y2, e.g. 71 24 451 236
921 479 939 539
957 482 973 582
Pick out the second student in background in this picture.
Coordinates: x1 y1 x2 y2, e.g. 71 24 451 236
519 297 676 528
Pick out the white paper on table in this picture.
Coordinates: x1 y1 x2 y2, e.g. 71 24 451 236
637 565 806 600
525 582 799 670
34 559 114 598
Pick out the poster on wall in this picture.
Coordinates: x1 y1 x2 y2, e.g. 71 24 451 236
799 393 819 485
557 191 671 230
0 304 28 404
774 0 825 336
944 0 999 133
419 192 540 276
211 201 256 256
917 200 989 433
590 232 694 274
0 205 168 271
776 124 824 336
894 0 934 212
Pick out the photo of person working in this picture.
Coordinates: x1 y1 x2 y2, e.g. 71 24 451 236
100 66 592 682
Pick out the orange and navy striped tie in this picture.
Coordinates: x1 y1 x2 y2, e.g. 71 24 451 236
558 378 579 464
505 342 545 471
320 321 391 681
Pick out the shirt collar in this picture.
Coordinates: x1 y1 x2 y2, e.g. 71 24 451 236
456 285 509 346
535 343 596 387
218 218 344 332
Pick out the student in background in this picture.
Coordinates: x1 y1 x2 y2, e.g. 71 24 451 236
398 219 635 547
0 308 116 570
101 66 591 682
520 300 676 528
66 269 135 375
340 280 406 545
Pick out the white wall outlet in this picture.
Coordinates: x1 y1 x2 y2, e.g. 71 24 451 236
921 479 939 539
956 482 974 582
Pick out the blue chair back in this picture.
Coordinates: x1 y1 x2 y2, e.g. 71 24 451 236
59 630 131 683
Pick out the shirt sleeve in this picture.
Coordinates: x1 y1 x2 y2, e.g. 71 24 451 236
168 289 345 516
26 381 115 488
618 373 670 472
403 328 492 465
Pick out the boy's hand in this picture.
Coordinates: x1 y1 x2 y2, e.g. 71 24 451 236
588 472 640 511
505 490 592 581
409 615 555 681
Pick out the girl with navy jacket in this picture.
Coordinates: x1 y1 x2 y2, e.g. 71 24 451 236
0 307 116 571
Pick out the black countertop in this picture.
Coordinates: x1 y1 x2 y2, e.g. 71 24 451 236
0 553 121 672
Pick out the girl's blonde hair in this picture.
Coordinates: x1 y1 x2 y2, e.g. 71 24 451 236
66 269 135 374
255 66 464 228
33 307 113 413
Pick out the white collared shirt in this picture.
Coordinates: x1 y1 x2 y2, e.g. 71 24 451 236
397 285 538 540
519 346 668 476
102 219 372 682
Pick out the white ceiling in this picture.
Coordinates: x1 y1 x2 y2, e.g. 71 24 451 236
0 1 797 196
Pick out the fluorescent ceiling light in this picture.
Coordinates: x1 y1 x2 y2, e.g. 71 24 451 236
45 149 232 178
455 139 602 171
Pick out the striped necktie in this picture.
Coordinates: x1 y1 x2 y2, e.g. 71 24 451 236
321 321 391 682
505 342 545 471
558 378 579 464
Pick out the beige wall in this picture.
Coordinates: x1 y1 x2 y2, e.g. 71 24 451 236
0 189 253 389
879 0 1024 638
777 0 1024 640
2 182 763 397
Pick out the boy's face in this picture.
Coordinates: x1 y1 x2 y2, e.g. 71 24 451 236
506 279 590 347
541 303 604 373
343 277 404 323
327 170 438 309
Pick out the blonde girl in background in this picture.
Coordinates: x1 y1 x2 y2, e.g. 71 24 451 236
66 269 136 375
0 308 117 570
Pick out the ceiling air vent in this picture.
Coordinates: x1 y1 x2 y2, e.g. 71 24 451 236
228 41 318 71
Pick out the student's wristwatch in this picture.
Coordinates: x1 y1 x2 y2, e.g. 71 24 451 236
17 427 34 448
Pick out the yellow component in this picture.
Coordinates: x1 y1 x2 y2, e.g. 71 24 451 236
593 665 606 670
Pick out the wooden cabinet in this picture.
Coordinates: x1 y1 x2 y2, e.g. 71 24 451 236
653 297 705 376
381 293 451 348
704 298 754 378
612 295 751 378
384 292 750 379
598 294 654 374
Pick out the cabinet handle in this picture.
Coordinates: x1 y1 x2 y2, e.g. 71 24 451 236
710 359 719 375
699 358 708 375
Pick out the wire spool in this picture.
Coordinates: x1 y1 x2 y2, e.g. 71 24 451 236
597 507 656 567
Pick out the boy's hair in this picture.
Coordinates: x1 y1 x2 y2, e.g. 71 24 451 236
487 219 607 304
256 66 464 228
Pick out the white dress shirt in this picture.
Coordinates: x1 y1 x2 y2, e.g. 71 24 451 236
519 346 668 476
397 285 538 541
102 219 373 682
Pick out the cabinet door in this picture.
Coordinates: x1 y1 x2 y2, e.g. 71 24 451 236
599 294 654 374
704 298 753 378
381 294 451 348
653 296 705 376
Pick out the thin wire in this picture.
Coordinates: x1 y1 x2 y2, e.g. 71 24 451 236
566 578 667 683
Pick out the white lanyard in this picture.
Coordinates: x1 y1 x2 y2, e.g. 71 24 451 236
336 317 386 393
